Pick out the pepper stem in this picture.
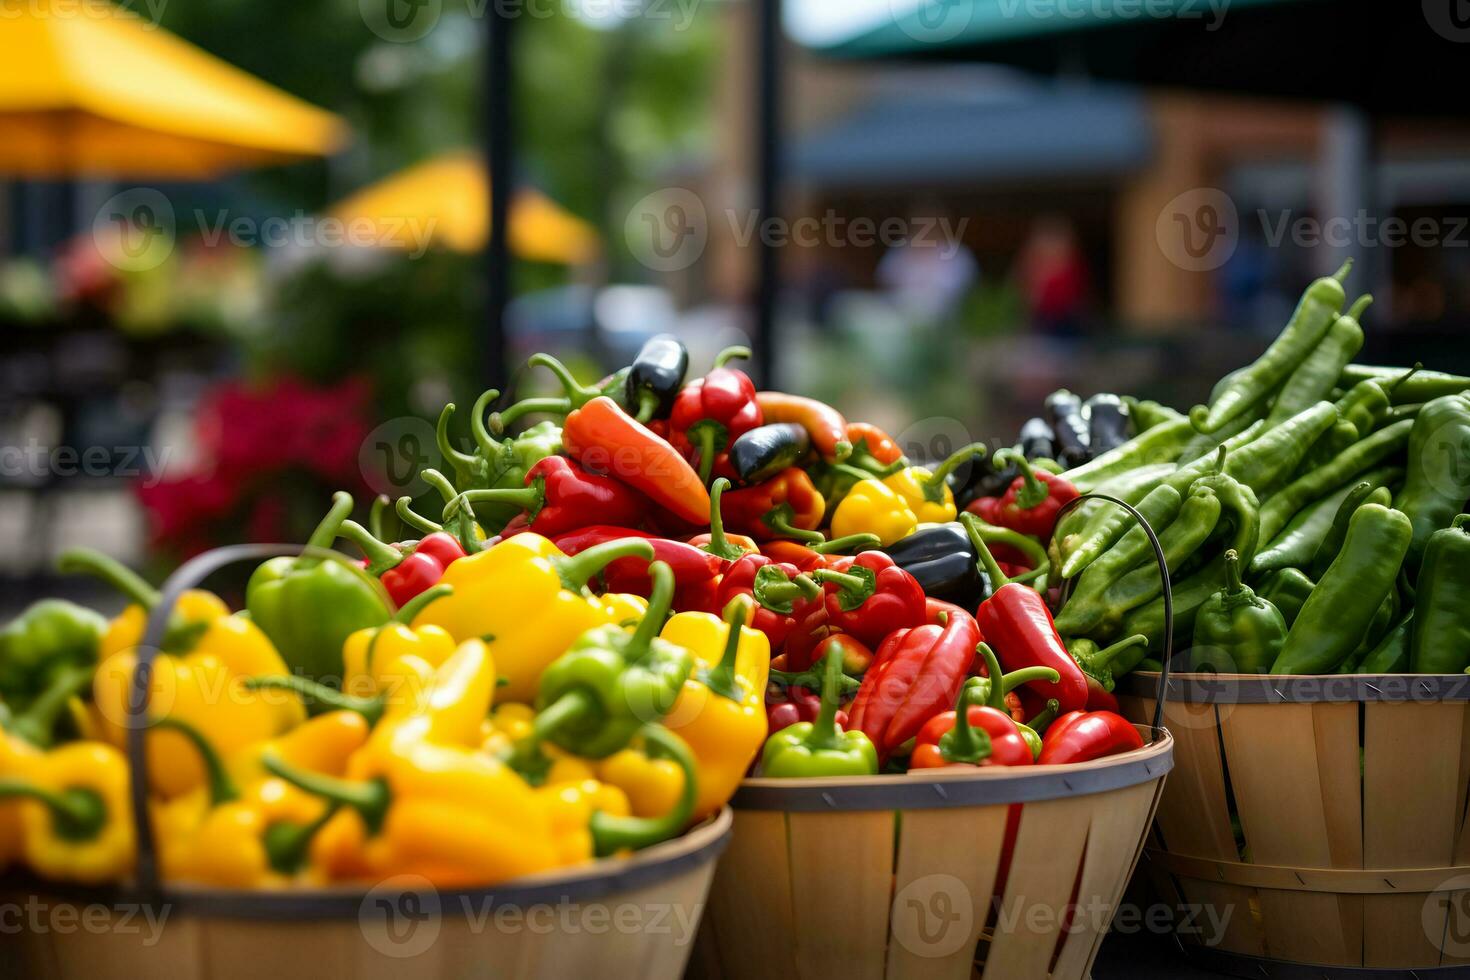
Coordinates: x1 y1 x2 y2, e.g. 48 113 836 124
263 752 390 834
395 497 443 536
699 479 744 560
1386 363 1423 395
697 597 748 703
337 520 406 574
527 353 601 405
6 664 93 749
294 492 355 570
470 388 503 457
57 548 161 610
712 345 751 368
993 449 1046 509
448 486 543 517
627 562 675 657
368 495 391 542
590 725 697 856
393 584 453 624
245 676 385 726
0 780 106 842
692 424 719 486
938 682 992 766
1454 515 1470 531
420 469 460 506
765 504 825 543
150 716 239 806
1091 634 1150 670
921 443 988 502
976 643 1008 711
961 513 1012 590
1027 699 1062 734
634 390 660 424
554 538 657 593
491 397 572 434
436 403 479 473
754 571 821 611
262 803 341 876
1223 549 1244 596
805 646 848 751
809 533 881 555
965 517 1050 569
1345 294 1373 321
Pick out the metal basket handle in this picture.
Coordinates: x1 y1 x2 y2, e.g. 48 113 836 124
1051 492 1174 732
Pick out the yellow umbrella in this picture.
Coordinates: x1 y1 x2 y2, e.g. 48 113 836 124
0 0 346 177
327 152 600 265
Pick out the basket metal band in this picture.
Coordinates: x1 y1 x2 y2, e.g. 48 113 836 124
1120 671 1470 704
732 730 1173 811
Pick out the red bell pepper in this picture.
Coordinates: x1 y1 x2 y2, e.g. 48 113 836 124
847 608 982 760
811 551 927 648
551 525 722 600
716 552 821 648
446 455 646 539
968 448 1079 541
962 514 1088 715
722 467 827 542
562 396 710 526
337 520 466 608
779 594 837 671
909 682 1033 769
669 347 764 484
1037 710 1144 764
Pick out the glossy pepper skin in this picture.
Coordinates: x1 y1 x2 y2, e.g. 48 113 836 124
0 599 105 704
722 467 826 542
669 347 763 484
1037 711 1144 765
970 449 1080 541
728 423 811 485
830 477 917 546
881 444 987 525
963 515 1089 715
760 647 877 777
1045 390 1091 468
1191 551 1287 674
625 334 690 422
437 387 563 533
337 585 457 702
883 522 987 609
413 532 654 704
0 740 134 884
563 396 711 526
1396 393 1470 573
447 455 647 539
715 553 820 648
1409 515 1470 674
247 492 393 682
910 677 1034 770
550 525 721 604
754 392 850 461
1065 634 1150 695
337 519 466 608
1271 504 1412 675
847 608 981 760
812 551 927 649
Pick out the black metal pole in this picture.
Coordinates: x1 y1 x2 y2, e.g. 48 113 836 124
484 0 514 392
753 0 782 388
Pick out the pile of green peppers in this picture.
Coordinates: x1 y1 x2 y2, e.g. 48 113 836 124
1052 260 1470 677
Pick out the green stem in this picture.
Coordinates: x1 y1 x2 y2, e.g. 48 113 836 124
764 507 825 543
527 353 601 405
966 518 1050 569
420 469 460 506
447 487 543 516
245 676 385 725
693 425 718 486
368 495 391 542
392 584 453 623
0 780 106 841
1386 363 1423 395
470 388 503 457
713 345 751 368
590 724 697 856
755 574 821 610
976 643 1008 711
768 666 861 697
993 449 1046 509
150 716 239 806
1027 699 1061 734
491 396 572 434
262 803 341 876
395 497 442 536
697 598 748 703
1091 634 1150 670
5 664 93 748
1223 549 1244 597
634 390 659 424
938 682 992 765
337 520 405 574
626 562 675 659
1345 294 1373 321
810 533 881 555
811 569 866 594
436 403 479 473
57 548 160 609
961 513 1012 590
921 443 988 502
263 752 390 834
805 646 848 751
1453 514 1470 532
554 538 657 593
699 479 744 560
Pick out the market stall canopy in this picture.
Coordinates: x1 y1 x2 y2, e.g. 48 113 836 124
0 0 346 177
327 152 600 265
811 0 1463 115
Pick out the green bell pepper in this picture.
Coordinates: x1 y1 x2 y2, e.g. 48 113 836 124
246 491 391 684
0 599 105 702
760 644 877 777
1191 550 1287 674
1409 515 1470 674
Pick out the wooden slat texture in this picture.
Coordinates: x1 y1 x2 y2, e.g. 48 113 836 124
980 795 1092 980
1312 700 1364 963
787 810 896 980
706 810 796 979
885 805 1009 980
1137 697 1236 861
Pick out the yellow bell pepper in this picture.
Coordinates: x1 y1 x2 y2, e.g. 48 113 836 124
340 584 458 698
0 741 134 884
596 746 685 820
831 479 917 546
227 710 371 788
539 778 632 865
880 445 986 525
658 596 769 819
411 532 654 703
170 778 333 888
0 733 39 871
60 549 305 799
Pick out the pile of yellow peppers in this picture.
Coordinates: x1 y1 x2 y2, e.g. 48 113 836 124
0 532 767 889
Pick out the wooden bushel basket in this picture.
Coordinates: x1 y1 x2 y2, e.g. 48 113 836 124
692 492 1178 980
1120 670 1470 976
0 544 732 980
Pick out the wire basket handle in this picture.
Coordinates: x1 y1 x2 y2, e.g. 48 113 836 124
1051 492 1174 732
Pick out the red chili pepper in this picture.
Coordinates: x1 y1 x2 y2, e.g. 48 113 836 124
910 684 1033 769
669 347 764 484
848 608 982 760
844 422 904 468
962 514 1089 715
446 456 646 539
1084 676 1121 714
337 521 466 608
562 396 710 526
1037 710 1144 764
551 525 722 598
716 552 821 648
811 551 927 648
968 449 1079 541
755 392 850 460
722 468 826 542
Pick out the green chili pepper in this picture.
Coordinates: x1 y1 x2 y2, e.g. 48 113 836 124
1059 482 1184 580
1116 555 1235 653
1250 467 1402 576
760 645 878 777
1335 364 1420 438
1264 297 1368 427
1223 401 1340 497
1065 634 1150 692
1270 503 1411 675
246 492 392 683
1163 423 1266 498
1386 403 1424 425
437 390 562 532
1191 260 1351 434
0 599 105 702
1408 515 1470 674
1190 550 1286 674
1338 364 1470 406
1394 393 1470 573
1052 463 1176 570
1359 611 1413 675
1178 409 1261 466
1338 591 1399 674
1256 418 1414 544
1123 399 1186 431
1058 418 1194 492
1256 568 1316 628
1309 485 1392 580
1297 417 1363 473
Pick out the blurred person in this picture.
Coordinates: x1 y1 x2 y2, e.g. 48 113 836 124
1015 215 1090 337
